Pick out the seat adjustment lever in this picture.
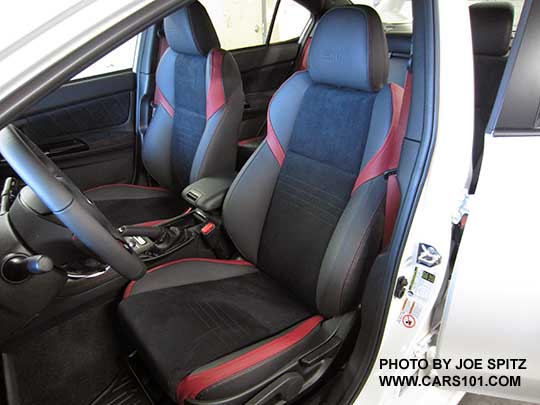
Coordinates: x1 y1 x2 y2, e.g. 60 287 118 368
300 335 342 367
246 372 304 405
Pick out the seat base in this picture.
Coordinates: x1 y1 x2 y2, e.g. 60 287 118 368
85 184 189 227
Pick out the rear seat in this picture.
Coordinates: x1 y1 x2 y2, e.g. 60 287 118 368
237 32 412 167
469 3 513 192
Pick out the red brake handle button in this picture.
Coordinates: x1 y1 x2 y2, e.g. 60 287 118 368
201 222 216 235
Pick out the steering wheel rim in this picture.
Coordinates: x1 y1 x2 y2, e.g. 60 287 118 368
0 125 146 280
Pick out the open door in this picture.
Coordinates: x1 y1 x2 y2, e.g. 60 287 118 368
436 0 540 402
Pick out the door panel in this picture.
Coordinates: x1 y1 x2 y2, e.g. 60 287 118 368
437 1 540 402
232 40 300 141
1 71 136 190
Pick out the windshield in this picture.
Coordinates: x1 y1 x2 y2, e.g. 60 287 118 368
0 0 82 53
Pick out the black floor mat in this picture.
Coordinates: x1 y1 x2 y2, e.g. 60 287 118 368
91 367 151 405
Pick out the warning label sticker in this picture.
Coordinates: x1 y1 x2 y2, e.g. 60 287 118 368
397 243 442 328
397 296 422 327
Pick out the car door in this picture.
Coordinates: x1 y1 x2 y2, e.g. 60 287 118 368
1 36 140 190
200 0 313 164
435 0 540 402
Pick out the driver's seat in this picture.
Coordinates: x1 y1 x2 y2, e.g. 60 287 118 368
119 6 402 404
86 1 244 227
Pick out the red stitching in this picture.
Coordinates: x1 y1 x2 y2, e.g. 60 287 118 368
123 258 254 299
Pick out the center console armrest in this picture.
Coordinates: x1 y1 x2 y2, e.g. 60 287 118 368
182 175 235 212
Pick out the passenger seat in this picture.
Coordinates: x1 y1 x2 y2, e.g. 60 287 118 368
469 3 513 192
237 30 412 168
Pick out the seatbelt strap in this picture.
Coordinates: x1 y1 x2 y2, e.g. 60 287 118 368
352 70 412 247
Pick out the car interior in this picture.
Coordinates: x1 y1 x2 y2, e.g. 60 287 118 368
0 0 519 404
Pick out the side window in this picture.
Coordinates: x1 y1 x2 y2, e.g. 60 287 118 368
270 0 311 44
200 0 311 51
71 36 139 81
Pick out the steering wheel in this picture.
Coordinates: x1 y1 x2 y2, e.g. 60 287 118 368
0 125 146 280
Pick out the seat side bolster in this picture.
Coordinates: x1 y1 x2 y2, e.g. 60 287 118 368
177 316 324 403
316 89 394 317
84 184 169 200
316 177 386 317
124 258 256 298
360 85 395 170
191 51 244 182
142 50 176 189
222 73 311 263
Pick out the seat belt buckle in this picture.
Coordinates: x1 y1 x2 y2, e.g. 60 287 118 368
384 168 398 179
201 222 216 235
200 222 233 259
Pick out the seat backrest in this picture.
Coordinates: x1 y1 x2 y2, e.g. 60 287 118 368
469 3 513 170
142 1 244 191
224 6 402 317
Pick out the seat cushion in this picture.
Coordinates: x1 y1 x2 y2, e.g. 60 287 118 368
118 259 315 400
85 184 189 227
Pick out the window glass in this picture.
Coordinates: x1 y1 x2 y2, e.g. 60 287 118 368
353 0 525 33
71 36 138 80
352 0 412 32
201 0 278 50
270 0 311 44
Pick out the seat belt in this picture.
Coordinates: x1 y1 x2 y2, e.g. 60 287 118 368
352 69 413 248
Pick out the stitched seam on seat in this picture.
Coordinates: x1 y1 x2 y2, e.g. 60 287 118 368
84 183 169 193
123 258 254 299
175 316 323 402
195 102 229 181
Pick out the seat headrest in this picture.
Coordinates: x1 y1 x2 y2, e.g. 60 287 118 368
470 3 514 56
164 1 220 56
308 6 388 92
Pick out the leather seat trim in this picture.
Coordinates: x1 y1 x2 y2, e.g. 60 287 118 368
123 258 254 298
133 207 192 227
352 82 404 193
155 85 175 117
134 219 169 227
266 117 285 167
175 315 323 403
299 37 312 71
206 49 225 119
265 71 306 166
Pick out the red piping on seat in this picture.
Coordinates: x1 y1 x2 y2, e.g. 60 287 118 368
206 49 225 120
123 258 254 299
175 315 323 403
84 183 169 193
